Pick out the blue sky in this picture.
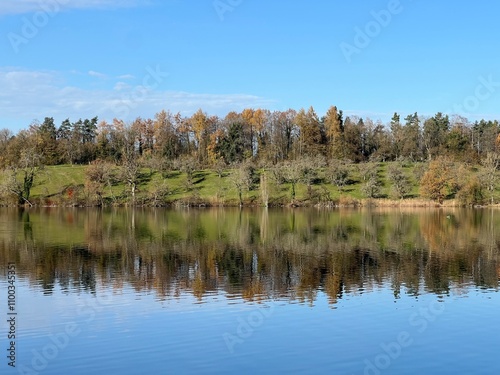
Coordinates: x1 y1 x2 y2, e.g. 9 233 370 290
1 0 499 131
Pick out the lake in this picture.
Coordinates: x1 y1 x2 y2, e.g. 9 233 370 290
1 207 499 374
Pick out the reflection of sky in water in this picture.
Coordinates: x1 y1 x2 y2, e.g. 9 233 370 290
1 278 500 375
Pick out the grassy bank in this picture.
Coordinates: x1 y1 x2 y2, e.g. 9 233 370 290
1 162 498 207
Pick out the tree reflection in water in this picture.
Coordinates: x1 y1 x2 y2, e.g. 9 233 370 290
0 207 499 304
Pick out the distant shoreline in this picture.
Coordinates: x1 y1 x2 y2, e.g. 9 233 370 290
4 198 500 209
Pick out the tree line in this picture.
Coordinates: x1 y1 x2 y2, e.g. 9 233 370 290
1 107 499 167
0 106 499 205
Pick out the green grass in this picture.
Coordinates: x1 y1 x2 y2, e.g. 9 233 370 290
32 165 87 197
7 161 498 207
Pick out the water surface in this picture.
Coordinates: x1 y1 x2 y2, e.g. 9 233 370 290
1 208 499 374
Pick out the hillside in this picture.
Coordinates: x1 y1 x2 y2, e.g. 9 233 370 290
1 161 496 207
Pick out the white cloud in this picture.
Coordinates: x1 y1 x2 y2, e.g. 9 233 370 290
117 74 135 80
0 68 275 130
88 70 107 79
0 0 149 16
114 82 130 91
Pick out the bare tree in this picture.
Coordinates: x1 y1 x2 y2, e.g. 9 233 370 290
229 163 252 206
0 128 13 168
3 146 43 205
120 126 140 202
357 162 377 182
149 180 170 206
479 152 500 204
176 155 198 191
214 158 227 179
361 176 381 199
387 164 412 199
260 171 269 207
326 160 350 193
283 160 304 203
85 159 115 205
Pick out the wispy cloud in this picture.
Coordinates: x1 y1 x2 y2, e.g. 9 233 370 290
88 70 107 79
0 68 275 129
0 0 150 16
114 82 130 91
117 74 135 80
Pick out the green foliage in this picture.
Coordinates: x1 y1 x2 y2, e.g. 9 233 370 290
2 105 500 206
218 122 246 164
423 113 449 160
456 177 484 206
7 159 500 207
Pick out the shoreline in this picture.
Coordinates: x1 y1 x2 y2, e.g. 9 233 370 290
3 198 500 209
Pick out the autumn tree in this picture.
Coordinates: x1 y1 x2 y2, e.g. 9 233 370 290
190 109 216 165
420 157 458 203
207 128 225 165
296 107 324 157
324 106 344 159
456 176 484 206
